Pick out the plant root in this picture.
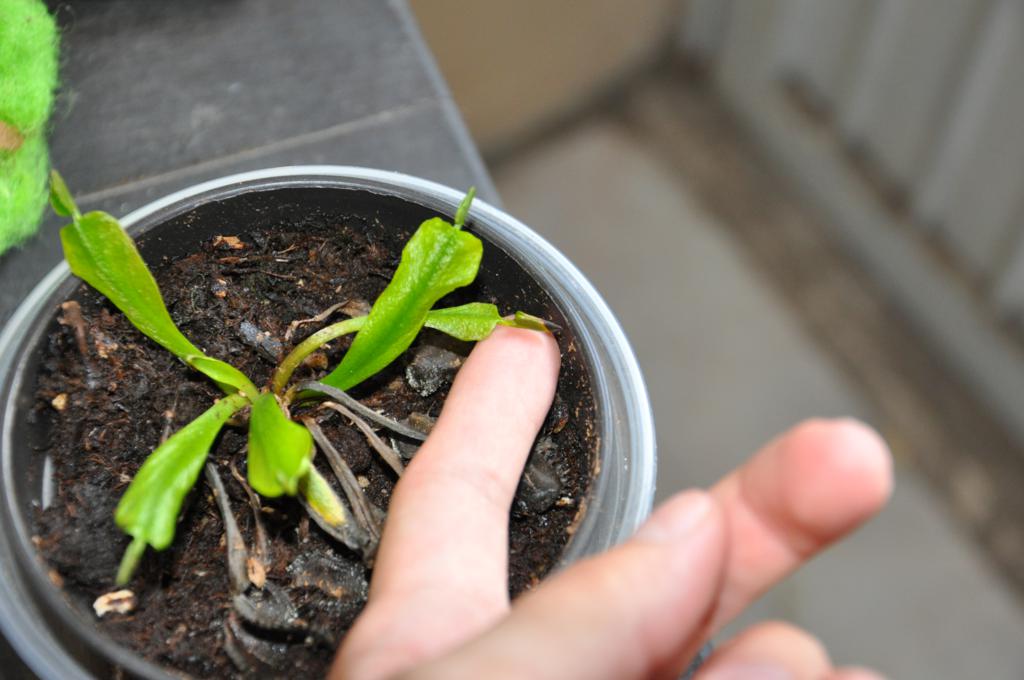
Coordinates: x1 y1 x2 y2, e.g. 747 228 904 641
320 401 404 476
206 463 305 634
303 417 384 561
284 301 350 342
230 460 271 587
295 380 426 442
204 463 249 595
223 612 290 673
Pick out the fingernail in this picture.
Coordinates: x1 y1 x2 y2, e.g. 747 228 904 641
635 491 712 543
700 662 793 680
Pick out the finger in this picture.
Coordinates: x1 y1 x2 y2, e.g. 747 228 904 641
695 621 831 680
708 418 892 631
336 327 560 678
404 491 728 680
398 420 889 680
374 327 560 602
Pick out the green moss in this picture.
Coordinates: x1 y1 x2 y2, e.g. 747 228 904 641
0 0 58 253
0 0 58 133
0 134 49 252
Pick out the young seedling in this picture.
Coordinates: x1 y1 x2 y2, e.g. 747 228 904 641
49 172 552 586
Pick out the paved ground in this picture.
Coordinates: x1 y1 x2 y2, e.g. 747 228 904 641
493 115 1024 678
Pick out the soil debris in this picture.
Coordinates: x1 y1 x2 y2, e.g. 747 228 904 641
232 582 304 633
514 437 563 516
405 345 463 397
92 330 119 359
407 411 436 435
390 412 436 461
237 320 283 362
211 278 229 298
93 589 137 617
57 300 89 357
213 235 246 250
288 552 368 602
303 351 328 370
546 393 570 434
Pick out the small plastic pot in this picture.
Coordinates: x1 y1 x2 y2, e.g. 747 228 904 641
0 167 656 678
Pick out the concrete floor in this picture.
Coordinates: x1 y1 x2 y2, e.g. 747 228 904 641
493 117 1024 678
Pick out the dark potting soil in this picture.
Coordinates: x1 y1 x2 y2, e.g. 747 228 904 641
29 216 596 678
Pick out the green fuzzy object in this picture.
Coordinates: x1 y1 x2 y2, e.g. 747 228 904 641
0 0 58 254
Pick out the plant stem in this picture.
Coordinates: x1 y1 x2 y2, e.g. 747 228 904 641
115 536 147 586
454 187 476 229
271 316 366 395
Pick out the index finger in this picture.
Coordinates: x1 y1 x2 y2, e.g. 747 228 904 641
336 327 560 678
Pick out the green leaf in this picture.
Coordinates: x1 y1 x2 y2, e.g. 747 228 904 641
298 467 351 529
114 393 249 559
297 467 366 551
247 393 313 497
424 303 554 341
185 355 258 399
61 211 203 359
320 213 483 391
502 311 556 334
423 302 502 340
49 170 79 219
59 208 254 396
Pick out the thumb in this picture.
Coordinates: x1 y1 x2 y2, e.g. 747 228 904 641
404 491 727 680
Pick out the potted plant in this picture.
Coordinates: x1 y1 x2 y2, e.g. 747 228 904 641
0 167 655 679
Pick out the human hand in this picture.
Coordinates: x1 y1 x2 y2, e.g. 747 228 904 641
332 327 892 680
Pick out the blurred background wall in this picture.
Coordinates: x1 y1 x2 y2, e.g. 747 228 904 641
412 2 1024 678
417 0 1024 450
410 0 681 154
